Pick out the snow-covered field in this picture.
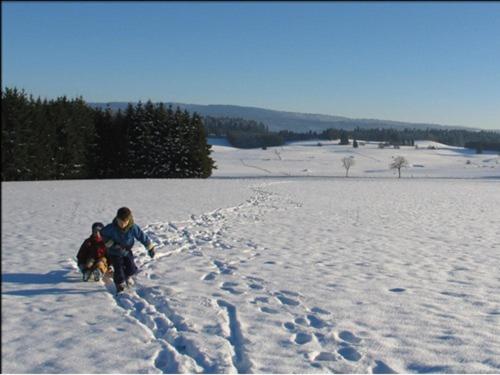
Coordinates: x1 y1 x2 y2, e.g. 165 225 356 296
210 139 500 179
2 140 500 373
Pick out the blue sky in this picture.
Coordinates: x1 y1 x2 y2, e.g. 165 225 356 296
2 2 500 129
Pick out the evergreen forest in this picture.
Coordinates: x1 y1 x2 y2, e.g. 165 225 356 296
2 88 215 181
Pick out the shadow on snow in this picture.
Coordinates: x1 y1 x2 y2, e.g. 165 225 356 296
3 288 104 297
2 269 79 285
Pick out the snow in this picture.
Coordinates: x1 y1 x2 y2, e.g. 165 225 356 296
209 139 500 179
2 140 500 373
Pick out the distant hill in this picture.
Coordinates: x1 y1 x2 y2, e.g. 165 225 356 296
88 102 478 133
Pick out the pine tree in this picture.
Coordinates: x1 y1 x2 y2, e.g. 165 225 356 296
190 113 215 177
127 102 146 177
31 97 56 180
1 88 31 180
149 103 172 177
167 107 187 177
66 96 94 179
142 100 157 177
112 109 129 177
91 107 115 178
339 131 349 145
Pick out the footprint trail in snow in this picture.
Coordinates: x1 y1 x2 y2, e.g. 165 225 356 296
105 182 394 373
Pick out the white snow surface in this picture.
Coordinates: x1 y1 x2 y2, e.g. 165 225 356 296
209 140 499 179
2 141 500 373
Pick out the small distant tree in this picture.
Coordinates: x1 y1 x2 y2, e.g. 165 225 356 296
324 128 340 140
353 139 358 148
390 156 409 178
342 156 355 177
339 131 349 145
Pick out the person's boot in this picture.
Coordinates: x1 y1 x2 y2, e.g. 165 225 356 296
82 270 91 282
126 277 135 287
116 282 127 294
93 269 103 282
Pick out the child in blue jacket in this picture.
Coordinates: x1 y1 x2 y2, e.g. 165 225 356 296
101 207 156 293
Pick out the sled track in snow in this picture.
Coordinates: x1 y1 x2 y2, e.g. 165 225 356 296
217 299 253 373
239 159 292 176
68 259 209 372
104 183 301 373
102 273 220 373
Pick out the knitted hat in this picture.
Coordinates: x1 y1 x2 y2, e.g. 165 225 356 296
91 222 104 234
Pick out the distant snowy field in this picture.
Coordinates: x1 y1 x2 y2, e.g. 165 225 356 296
209 138 500 179
2 140 500 373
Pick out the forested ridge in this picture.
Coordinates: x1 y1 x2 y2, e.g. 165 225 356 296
206 117 500 151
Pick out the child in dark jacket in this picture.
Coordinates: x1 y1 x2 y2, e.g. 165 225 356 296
101 207 156 293
77 222 110 281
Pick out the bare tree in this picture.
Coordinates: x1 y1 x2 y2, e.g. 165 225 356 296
390 156 409 178
342 156 355 177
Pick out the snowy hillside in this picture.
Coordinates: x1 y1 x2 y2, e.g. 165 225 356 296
2 141 499 373
209 138 500 179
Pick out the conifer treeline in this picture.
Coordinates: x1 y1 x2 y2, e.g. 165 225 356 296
1 88 215 181
202 116 500 150
203 116 269 136
286 127 500 147
204 116 284 148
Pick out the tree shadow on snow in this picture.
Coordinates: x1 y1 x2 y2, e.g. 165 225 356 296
2 269 80 285
3 288 104 297
481 175 500 180
2 267 109 297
